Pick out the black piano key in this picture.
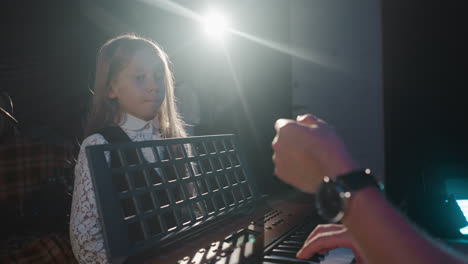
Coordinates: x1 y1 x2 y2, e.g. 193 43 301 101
290 235 307 240
283 240 304 245
288 238 306 243
309 255 325 263
277 244 302 250
271 242 326 262
263 255 319 264
270 250 323 263
271 249 298 258
307 255 323 263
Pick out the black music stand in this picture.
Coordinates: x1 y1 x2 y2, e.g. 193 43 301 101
86 134 258 263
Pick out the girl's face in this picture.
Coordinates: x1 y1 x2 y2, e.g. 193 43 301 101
109 48 166 121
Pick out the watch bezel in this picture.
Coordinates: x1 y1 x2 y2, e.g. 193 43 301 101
315 168 379 223
315 176 350 223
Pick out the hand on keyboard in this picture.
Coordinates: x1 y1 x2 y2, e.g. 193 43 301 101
296 224 365 264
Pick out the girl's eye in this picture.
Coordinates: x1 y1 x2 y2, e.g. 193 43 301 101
136 74 145 81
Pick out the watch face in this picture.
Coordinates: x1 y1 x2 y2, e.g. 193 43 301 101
316 181 344 222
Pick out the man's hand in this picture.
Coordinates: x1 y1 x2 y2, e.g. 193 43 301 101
297 224 365 264
272 114 358 193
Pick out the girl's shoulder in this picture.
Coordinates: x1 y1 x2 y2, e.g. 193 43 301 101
80 133 109 149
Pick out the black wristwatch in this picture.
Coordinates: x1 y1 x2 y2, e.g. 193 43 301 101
315 169 381 223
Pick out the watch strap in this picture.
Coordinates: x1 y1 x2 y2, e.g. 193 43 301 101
334 169 380 191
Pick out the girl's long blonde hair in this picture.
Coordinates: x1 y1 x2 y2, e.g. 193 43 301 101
85 34 187 138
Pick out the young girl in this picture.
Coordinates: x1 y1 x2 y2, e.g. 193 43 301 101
69 34 188 263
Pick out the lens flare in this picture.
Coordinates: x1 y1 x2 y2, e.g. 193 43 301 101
203 11 229 40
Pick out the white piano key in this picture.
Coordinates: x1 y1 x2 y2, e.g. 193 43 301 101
320 248 355 264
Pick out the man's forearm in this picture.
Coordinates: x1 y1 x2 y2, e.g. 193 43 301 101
342 187 467 264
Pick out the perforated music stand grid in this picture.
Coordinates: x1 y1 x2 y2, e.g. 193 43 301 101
86 134 258 262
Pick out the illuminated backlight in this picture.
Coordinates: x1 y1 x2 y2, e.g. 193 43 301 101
456 200 468 235
203 11 229 40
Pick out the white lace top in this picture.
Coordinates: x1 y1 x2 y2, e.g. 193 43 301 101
69 114 162 264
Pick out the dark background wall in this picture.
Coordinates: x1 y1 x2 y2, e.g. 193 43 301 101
1 1 96 142
382 0 468 236
289 0 384 181
382 0 467 202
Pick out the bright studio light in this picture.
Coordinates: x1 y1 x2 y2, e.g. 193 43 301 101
202 11 229 40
